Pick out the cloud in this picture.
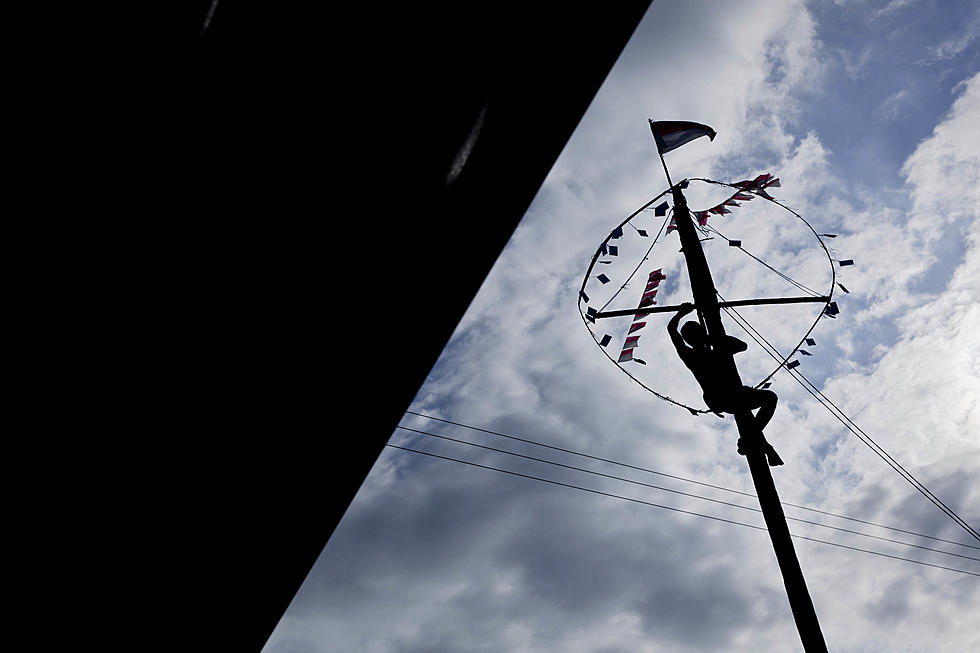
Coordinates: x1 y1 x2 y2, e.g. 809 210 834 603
264 10 980 653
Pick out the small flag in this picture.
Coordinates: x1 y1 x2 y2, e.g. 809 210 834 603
787 360 800 369
649 269 666 282
838 259 854 266
763 178 781 188
648 120 717 154
820 233 837 238
678 180 689 189
641 290 658 302
579 290 589 302
723 199 740 207
754 188 774 200
609 245 618 256
599 334 612 347
618 348 634 363
805 338 816 346
729 240 741 247
733 193 754 201
645 280 661 292
639 296 657 308
597 274 610 284
687 407 699 416
666 218 677 234
636 229 648 237
654 201 669 216
824 302 839 318
624 335 640 349
838 283 850 293
800 349 812 356
628 321 646 333
610 227 624 239
761 382 772 389
600 243 607 256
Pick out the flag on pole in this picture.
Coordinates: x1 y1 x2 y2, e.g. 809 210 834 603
648 120 717 154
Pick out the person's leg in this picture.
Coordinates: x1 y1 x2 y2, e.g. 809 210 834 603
741 387 777 433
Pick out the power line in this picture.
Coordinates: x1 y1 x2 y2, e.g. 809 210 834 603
404 410 979 551
385 443 980 578
394 424 980 563
718 299 980 543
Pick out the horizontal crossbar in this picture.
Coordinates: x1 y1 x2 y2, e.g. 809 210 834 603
593 295 830 320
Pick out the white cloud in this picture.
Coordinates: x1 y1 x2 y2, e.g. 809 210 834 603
264 10 980 653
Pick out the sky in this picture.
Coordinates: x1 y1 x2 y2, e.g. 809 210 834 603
266 1 979 651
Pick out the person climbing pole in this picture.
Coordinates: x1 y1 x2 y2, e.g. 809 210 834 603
667 302 783 466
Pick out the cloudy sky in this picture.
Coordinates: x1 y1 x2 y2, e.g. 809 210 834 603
267 1 979 651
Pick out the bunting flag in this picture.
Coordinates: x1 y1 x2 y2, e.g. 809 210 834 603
805 337 816 346
610 226 624 239
580 290 589 302
599 334 612 347
787 360 800 369
838 282 850 293
608 245 619 256
824 301 840 318
662 174 778 235
838 259 854 266
648 120 717 154
654 201 669 216
597 274 611 284
761 382 772 389
800 349 812 356
619 268 668 365
728 239 741 247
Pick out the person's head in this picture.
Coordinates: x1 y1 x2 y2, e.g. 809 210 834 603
680 321 707 347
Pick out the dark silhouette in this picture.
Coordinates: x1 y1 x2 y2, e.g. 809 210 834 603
668 302 783 465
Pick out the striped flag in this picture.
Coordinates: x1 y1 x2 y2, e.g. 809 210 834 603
649 120 717 154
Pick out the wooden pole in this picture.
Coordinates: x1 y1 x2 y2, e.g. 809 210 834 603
670 186 828 652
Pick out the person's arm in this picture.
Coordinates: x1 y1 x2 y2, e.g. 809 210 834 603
667 302 695 352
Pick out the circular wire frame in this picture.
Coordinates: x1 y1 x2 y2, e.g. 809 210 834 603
577 177 836 415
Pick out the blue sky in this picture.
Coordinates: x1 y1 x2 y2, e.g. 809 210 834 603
266 2 979 651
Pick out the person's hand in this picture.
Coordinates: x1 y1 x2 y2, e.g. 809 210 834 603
678 302 695 315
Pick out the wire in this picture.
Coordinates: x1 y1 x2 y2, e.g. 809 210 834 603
404 410 980 551
385 443 980 578
704 224 822 297
394 424 980 563
718 300 980 543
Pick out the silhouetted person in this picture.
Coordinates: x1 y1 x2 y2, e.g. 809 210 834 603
668 302 783 466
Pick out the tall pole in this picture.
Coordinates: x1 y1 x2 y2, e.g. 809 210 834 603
669 183 828 652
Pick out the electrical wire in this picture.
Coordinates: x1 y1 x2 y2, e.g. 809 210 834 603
404 410 979 551
385 443 980 578
718 298 980 543
394 424 980 564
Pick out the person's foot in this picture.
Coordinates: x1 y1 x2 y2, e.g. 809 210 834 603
765 443 784 466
